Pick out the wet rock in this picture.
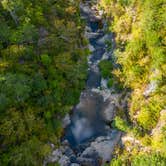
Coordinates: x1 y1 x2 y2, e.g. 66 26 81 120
96 34 112 45
47 149 63 163
77 157 96 166
85 26 92 32
102 51 111 60
62 114 71 128
91 139 114 162
91 88 111 102
80 3 102 22
62 140 70 146
109 94 122 108
101 78 108 88
69 155 77 163
103 101 116 122
88 44 95 52
64 147 74 157
80 3 91 15
45 141 75 165
81 131 122 163
70 164 80 166
93 133 121 162
85 31 100 39
45 1 125 165
59 155 70 166
81 147 98 159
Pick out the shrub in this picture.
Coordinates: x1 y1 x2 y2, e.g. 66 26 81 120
99 60 113 78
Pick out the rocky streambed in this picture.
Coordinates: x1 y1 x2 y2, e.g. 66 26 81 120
44 1 127 166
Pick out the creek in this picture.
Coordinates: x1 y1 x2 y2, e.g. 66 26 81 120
64 2 111 147
45 2 123 165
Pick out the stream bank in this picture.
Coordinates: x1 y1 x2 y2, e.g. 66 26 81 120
44 1 127 166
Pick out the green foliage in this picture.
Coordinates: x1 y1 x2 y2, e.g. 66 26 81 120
110 158 123 166
131 153 166 166
1 137 51 166
110 153 166 166
137 106 159 130
108 78 114 87
99 59 113 78
0 0 87 165
112 116 130 132
41 54 51 66
101 0 166 163
0 73 32 106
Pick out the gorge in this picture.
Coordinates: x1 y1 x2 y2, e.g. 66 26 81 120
0 0 165 165
45 1 126 165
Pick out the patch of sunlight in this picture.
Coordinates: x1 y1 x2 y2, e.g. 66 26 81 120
0 61 9 68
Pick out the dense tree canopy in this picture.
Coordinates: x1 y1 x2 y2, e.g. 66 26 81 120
0 0 88 165
100 0 166 165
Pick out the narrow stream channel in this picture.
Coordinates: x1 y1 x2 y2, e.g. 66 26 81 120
64 2 113 147
45 2 122 165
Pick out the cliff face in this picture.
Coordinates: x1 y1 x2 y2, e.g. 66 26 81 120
99 0 166 165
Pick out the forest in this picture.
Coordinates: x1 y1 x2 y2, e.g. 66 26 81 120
0 0 166 165
0 0 89 165
99 0 166 165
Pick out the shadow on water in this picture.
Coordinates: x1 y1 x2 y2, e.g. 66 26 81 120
63 3 109 148
64 90 109 147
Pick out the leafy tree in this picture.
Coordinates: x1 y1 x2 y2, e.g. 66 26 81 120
0 0 88 165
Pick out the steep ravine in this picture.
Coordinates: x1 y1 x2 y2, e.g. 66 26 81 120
44 1 126 166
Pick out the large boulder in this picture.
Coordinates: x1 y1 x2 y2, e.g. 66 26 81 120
77 157 97 166
58 155 70 166
88 44 95 52
81 131 122 163
96 33 112 45
103 101 116 123
45 141 75 166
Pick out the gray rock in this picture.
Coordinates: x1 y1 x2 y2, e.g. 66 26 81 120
92 132 121 162
70 164 80 166
102 51 111 60
103 102 116 122
59 155 70 166
95 136 110 142
62 140 70 146
64 147 74 157
45 143 75 165
80 131 122 163
47 149 63 163
85 26 92 32
80 3 91 15
91 140 114 162
80 3 102 22
77 157 96 166
88 44 95 52
69 155 77 163
85 31 100 39
81 147 98 158
143 81 157 97
96 34 112 45
101 78 108 89
62 114 71 128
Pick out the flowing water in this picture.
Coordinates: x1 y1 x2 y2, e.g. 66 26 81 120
64 2 114 147
44 2 123 166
